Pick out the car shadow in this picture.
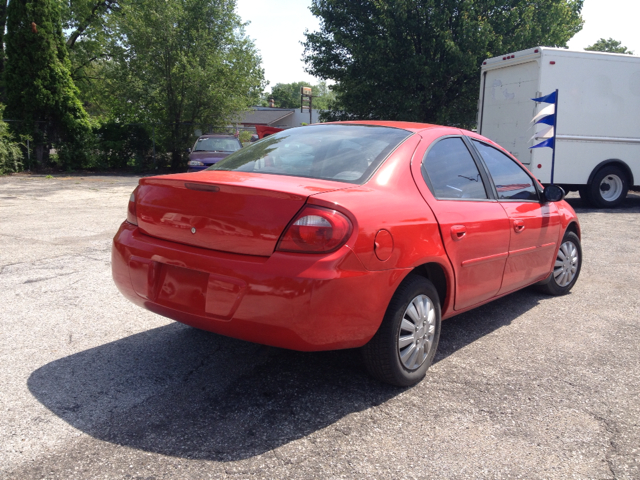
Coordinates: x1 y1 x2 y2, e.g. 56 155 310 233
28 288 548 461
564 190 640 213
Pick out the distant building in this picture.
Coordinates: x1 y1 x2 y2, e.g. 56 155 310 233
235 106 322 129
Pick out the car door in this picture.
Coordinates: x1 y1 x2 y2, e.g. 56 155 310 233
417 135 511 310
470 139 561 293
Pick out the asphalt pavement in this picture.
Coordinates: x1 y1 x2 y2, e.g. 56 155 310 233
1 174 639 479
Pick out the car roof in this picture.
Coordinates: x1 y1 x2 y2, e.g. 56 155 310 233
324 120 443 134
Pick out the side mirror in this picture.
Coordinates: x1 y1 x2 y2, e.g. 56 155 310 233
543 184 565 203
187 147 191 153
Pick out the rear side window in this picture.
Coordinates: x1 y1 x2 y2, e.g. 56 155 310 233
421 138 488 199
472 141 538 201
208 125 412 184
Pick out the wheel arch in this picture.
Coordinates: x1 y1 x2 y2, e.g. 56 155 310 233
406 261 450 313
587 159 634 187
565 220 581 240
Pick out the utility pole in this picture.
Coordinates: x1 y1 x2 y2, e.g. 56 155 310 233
300 87 313 124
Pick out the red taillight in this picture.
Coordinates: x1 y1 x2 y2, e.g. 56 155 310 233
276 206 352 253
126 187 138 225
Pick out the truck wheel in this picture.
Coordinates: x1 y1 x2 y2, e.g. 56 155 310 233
587 166 628 208
362 275 441 387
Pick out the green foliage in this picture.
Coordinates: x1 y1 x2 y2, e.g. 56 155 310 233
100 0 265 169
54 133 97 170
304 0 584 127
0 115 25 174
585 38 634 55
4 0 91 149
269 81 310 109
238 130 253 143
268 80 335 110
61 0 121 119
96 123 153 169
2 0 264 171
52 122 156 171
0 0 8 95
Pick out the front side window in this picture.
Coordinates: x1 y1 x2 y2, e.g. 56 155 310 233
472 141 538 201
208 125 412 184
421 137 488 199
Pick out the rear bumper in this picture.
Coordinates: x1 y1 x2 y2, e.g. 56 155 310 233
112 222 406 351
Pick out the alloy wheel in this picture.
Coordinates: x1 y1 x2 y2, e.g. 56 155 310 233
554 240 579 287
398 294 436 370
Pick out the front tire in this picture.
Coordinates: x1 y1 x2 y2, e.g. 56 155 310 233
362 275 441 387
586 166 628 208
536 231 582 296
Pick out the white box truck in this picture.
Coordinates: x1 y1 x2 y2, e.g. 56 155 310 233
477 47 640 207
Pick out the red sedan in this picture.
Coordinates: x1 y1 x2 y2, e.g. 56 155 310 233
112 122 581 386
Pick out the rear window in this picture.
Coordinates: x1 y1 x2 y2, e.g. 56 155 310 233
207 125 412 184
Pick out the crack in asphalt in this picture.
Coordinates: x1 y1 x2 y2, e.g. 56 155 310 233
587 411 620 480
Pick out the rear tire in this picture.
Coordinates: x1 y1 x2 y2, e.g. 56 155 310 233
536 231 582 296
362 275 441 387
586 166 628 208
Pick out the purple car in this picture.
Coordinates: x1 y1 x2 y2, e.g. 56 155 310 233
187 134 243 172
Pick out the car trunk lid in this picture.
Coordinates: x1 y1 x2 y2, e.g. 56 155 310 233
135 171 351 256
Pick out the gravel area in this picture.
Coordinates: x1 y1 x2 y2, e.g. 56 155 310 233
1 174 639 479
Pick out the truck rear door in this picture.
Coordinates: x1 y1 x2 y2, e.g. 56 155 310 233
478 61 540 166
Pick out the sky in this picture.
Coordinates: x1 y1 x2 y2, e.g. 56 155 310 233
235 0 321 89
566 0 640 53
236 0 640 91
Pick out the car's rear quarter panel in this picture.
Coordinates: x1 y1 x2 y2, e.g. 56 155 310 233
310 131 456 316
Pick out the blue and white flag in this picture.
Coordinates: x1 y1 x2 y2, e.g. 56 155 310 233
531 104 555 124
532 91 557 104
530 91 558 149
529 126 554 142
530 89 559 184
530 138 555 149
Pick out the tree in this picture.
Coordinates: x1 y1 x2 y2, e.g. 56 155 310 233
268 80 335 109
4 0 91 162
0 0 8 98
312 81 336 110
585 38 634 55
102 0 265 169
59 0 123 118
304 0 584 127
270 81 312 108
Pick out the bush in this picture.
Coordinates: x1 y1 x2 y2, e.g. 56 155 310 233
53 122 154 171
238 130 253 143
95 123 153 170
55 128 99 170
0 116 25 174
